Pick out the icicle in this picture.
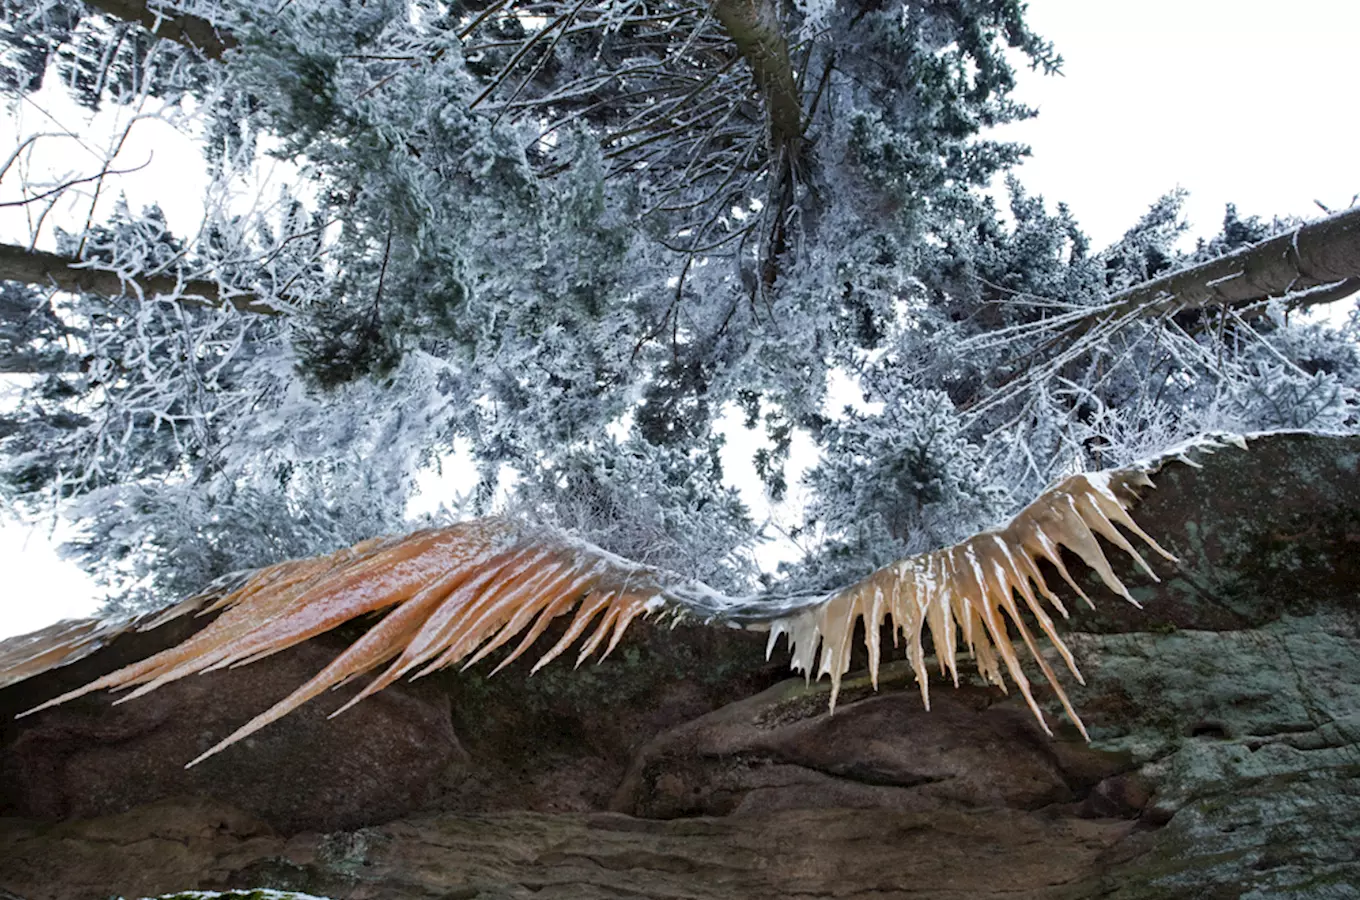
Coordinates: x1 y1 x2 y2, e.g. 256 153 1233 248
2 449 1205 763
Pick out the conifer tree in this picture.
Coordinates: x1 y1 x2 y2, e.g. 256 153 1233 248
0 0 1355 607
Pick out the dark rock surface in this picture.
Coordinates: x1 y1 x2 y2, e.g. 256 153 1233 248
1 638 461 834
1 432 1357 900
0 593 781 830
612 673 1130 820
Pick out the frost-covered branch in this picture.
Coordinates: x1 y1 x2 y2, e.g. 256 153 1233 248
0 242 279 314
965 205 1360 418
80 0 236 59
1087 205 1360 334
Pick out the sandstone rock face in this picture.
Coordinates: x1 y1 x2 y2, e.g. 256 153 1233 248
0 593 781 830
1 432 1358 900
612 674 1132 820
1066 616 1360 898
0 637 463 833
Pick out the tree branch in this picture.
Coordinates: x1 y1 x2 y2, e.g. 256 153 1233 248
1103 205 1360 322
0 157 152 210
969 208 1360 416
0 243 279 315
81 0 236 60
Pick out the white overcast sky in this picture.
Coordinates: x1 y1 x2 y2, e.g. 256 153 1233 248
993 0 1359 247
2 0 1358 639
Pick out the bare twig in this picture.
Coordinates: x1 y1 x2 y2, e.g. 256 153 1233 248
0 156 153 209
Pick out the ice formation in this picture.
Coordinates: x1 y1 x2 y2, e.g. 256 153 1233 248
1 439 1251 765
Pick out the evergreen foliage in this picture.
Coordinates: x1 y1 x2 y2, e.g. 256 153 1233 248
0 0 1355 610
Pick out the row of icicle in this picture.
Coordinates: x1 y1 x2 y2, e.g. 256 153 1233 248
0 447 1210 765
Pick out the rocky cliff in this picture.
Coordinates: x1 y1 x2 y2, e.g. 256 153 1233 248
1 432 1357 900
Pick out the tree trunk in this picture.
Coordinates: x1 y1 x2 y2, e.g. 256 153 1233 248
708 0 806 287
83 0 235 59
0 243 278 315
708 0 802 158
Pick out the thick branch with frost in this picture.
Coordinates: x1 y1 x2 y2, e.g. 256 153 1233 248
970 207 1360 414
0 243 279 315
1095 205 1360 331
81 0 236 59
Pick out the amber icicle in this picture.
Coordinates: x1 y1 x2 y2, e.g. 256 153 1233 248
0 446 1214 765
